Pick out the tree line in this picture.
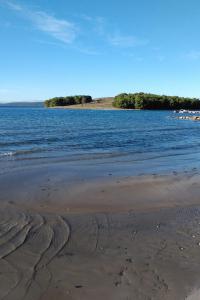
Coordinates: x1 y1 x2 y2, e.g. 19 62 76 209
44 95 92 107
113 93 200 110
44 93 200 110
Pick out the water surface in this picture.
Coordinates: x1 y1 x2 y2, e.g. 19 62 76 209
1 107 200 174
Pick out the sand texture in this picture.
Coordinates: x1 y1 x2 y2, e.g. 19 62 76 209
1 166 200 299
1 206 200 299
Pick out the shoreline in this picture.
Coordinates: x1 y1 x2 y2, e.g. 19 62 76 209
49 105 137 110
0 164 200 214
1 147 200 182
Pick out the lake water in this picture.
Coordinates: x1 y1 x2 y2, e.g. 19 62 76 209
1 107 200 174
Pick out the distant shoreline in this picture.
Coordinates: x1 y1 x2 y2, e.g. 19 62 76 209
49 105 135 110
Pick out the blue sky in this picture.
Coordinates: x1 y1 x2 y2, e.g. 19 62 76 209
0 0 200 102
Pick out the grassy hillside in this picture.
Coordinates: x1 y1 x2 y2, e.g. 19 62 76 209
53 97 115 109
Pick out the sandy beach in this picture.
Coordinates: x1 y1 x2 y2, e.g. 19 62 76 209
1 0 200 298
1 162 200 300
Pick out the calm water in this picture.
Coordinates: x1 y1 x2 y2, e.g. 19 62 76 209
1 107 200 174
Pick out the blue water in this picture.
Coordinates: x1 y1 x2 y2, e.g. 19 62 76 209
1 107 200 173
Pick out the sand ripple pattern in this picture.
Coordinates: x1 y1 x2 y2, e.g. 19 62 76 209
0 207 200 300
0 209 70 300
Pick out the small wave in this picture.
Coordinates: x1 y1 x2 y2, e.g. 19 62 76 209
0 148 44 158
0 137 60 147
0 152 14 157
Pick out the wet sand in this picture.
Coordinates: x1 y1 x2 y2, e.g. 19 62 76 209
1 164 200 299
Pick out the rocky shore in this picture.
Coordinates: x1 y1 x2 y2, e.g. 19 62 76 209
178 116 200 120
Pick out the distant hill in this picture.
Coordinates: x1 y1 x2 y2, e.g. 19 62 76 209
0 101 44 107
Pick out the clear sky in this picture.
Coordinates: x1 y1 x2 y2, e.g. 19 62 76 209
0 0 200 102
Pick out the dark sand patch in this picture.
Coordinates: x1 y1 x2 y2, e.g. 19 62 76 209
1 167 200 214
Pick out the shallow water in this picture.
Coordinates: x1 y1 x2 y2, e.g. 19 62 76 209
1 107 200 174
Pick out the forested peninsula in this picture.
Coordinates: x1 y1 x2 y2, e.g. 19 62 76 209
44 93 200 110
44 95 92 107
